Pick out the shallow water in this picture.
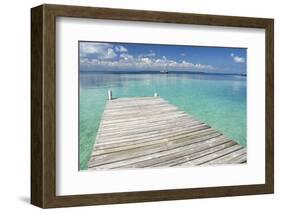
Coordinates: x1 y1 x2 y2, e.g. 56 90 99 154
79 72 246 170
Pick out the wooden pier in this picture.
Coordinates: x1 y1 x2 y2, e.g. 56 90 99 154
88 95 246 170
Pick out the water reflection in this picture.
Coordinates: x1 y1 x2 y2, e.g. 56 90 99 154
80 72 246 89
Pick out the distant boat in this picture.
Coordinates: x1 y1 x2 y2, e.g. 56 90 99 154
160 70 168 74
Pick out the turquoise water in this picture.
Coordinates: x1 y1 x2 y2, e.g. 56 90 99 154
79 72 247 170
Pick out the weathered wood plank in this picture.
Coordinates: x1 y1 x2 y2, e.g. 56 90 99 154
111 138 234 169
226 153 247 164
101 111 187 125
95 125 209 146
88 134 227 168
177 145 243 166
97 122 208 144
94 130 220 154
150 141 237 167
201 148 247 165
98 116 197 135
88 96 246 169
97 121 204 142
89 135 230 169
94 128 216 149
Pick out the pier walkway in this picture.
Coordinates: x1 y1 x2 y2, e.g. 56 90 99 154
88 96 246 170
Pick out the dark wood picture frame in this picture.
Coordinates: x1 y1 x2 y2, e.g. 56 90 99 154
31 4 274 208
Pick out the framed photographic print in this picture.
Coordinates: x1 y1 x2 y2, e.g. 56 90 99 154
31 4 274 208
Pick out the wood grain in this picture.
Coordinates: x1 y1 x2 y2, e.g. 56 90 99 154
88 97 246 170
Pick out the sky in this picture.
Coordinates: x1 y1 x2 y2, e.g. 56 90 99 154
79 41 247 74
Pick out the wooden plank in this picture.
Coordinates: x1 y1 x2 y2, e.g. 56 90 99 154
201 148 247 165
98 116 197 135
100 111 187 125
94 125 210 147
103 105 179 116
97 120 204 142
111 138 234 169
88 96 246 169
226 153 247 164
94 130 220 155
89 135 230 169
177 145 243 166
93 132 222 157
150 141 237 167
99 116 191 131
96 123 208 145
105 102 176 111
99 115 196 133
89 134 227 168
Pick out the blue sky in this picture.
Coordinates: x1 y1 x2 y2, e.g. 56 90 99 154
79 41 247 74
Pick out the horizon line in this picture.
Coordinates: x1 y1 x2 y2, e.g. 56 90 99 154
80 70 247 76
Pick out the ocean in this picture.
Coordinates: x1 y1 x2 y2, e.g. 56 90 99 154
79 71 247 170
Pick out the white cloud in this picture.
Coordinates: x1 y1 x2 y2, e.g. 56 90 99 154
80 42 117 59
233 56 245 63
80 42 111 54
81 54 215 71
230 53 245 63
115 45 128 52
101 48 117 59
120 53 134 60
80 43 215 71
140 57 152 64
181 53 186 56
